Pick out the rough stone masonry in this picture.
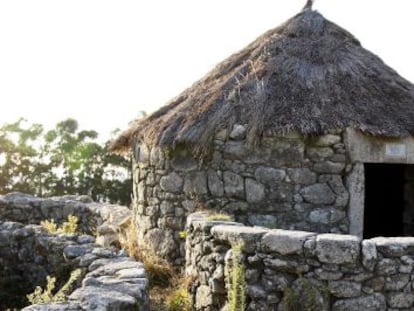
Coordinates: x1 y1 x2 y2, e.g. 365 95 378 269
0 193 149 311
132 128 352 265
186 212 414 311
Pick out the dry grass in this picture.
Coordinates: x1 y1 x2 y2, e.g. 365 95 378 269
150 276 193 311
119 222 193 310
41 215 78 235
119 223 174 287
207 212 234 222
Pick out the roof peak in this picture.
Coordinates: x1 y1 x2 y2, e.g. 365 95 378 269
302 0 315 11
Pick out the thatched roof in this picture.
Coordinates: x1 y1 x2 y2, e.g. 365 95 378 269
112 8 414 153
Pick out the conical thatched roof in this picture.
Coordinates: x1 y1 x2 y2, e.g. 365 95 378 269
112 9 414 153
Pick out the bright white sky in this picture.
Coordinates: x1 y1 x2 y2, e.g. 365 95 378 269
0 0 413 140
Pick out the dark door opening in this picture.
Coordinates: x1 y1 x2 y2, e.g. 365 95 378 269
364 163 405 238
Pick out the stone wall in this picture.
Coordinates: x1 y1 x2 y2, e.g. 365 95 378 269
132 129 352 264
0 193 149 311
0 192 131 235
186 212 414 311
0 221 149 310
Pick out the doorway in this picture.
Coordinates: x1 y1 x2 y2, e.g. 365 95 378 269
364 163 406 238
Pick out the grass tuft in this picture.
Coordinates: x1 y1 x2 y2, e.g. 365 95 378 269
41 215 78 235
207 212 234 222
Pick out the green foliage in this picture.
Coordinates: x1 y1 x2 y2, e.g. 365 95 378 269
0 118 132 205
27 275 56 304
226 244 246 311
41 215 78 234
27 269 82 305
166 286 192 311
178 231 187 239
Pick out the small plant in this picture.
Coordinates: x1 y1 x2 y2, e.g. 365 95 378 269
41 215 79 235
165 281 192 311
27 275 56 304
225 244 246 311
178 231 188 239
27 269 82 304
53 268 82 302
60 215 78 234
207 212 234 222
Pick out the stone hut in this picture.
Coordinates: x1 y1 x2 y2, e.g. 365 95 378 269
112 7 414 264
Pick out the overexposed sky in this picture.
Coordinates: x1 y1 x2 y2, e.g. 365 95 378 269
0 0 413 139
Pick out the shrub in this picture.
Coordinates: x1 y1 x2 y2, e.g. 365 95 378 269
27 268 82 305
41 215 78 235
226 244 246 311
166 282 192 311
178 231 187 239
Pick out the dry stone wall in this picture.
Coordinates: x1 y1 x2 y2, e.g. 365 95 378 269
186 212 414 311
0 192 130 235
132 128 352 264
0 193 149 311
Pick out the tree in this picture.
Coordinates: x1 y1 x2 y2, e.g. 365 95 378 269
0 118 132 205
0 119 43 194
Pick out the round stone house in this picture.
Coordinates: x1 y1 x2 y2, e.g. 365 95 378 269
112 8 414 265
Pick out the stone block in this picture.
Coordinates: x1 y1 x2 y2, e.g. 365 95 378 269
261 230 315 255
207 170 224 197
69 286 138 311
314 134 342 147
387 292 414 308
309 208 345 224
287 168 316 185
160 201 174 215
229 124 246 140
267 183 293 202
223 141 248 160
332 293 386 311
245 179 265 203
183 172 208 195
255 167 286 184
195 285 213 309
263 257 309 273
159 172 183 193
182 200 196 212
263 138 305 167
375 258 399 276
211 225 267 253
307 147 334 161
300 183 336 205
371 237 414 257
361 240 377 271
313 161 345 174
223 171 245 198
315 234 360 264
328 281 361 298
384 274 409 291
247 285 266 298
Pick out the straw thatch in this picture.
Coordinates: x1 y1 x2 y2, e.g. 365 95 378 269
112 9 414 153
